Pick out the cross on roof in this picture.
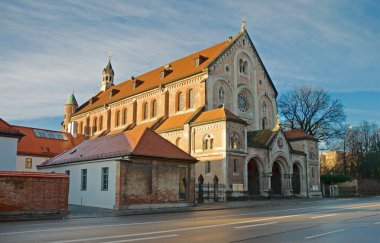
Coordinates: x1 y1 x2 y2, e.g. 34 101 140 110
108 51 112 61
241 17 246 30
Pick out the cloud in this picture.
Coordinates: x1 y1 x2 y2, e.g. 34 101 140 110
0 0 379 126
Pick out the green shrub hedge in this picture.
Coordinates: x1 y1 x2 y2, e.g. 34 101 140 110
320 174 352 184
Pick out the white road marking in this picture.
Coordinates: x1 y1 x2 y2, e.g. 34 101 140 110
1 203 379 237
374 222 380 224
102 234 179 243
234 222 278 229
309 214 337 219
305 229 346 239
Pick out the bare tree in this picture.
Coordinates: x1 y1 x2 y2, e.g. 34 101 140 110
278 86 345 143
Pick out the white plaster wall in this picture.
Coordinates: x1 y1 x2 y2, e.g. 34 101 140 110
16 155 49 171
0 136 18 170
38 159 117 209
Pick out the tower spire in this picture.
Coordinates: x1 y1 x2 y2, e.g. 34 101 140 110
100 53 115 92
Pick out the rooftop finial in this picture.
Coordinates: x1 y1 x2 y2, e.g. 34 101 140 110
241 17 246 31
108 51 112 61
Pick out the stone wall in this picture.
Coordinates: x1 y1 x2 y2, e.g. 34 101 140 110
0 171 68 219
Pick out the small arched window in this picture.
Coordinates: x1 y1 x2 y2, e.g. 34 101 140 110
218 87 225 101
203 134 214 150
233 159 238 174
115 110 120 127
152 100 157 117
85 117 90 136
79 122 83 134
239 59 244 73
176 137 181 147
243 61 248 74
205 161 211 174
177 92 184 111
93 117 98 133
99 116 103 131
262 101 267 113
230 133 240 149
143 102 149 120
262 117 267 130
188 89 194 109
123 108 127 125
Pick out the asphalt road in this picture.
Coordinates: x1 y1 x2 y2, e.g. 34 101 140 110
1 197 380 243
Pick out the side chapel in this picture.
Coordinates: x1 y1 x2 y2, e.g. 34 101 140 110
62 23 322 198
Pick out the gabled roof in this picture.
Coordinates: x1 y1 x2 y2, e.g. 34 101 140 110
0 118 24 138
40 128 196 167
74 40 231 116
155 110 201 133
13 125 85 157
191 108 248 126
247 129 276 147
284 129 318 141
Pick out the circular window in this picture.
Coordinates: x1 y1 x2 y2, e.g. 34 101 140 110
238 92 249 112
277 137 283 148
225 65 230 73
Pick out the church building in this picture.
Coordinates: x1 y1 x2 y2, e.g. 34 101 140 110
61 23 321 199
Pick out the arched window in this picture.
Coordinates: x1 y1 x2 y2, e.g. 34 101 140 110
177 92 184 111
243 61 248 74
152 100 157 117
143 102 149 120
205 161 211 174
218 87 225 101
93 117 98 133
262 117 267 130
115 110 120 127
262 101 267 113
79 122 83 134
230 133 240 149
122 108 127 125
176 137 181 147
99 116 103 131
233 159 238 174
85 117 90 135
239 59 244 73
188 89 194 109
203 134 214 150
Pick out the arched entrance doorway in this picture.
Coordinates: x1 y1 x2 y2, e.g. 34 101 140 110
198 175 204 203
271 161 282 195
247 159 260 195
213 175 219 202
292 164 301 194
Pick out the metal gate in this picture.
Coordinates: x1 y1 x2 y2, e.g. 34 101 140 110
292 164 301 194
272 162 282 194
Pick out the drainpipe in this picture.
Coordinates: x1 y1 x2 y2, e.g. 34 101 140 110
305 158 309 198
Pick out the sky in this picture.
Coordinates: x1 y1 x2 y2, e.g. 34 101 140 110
1 0 379 130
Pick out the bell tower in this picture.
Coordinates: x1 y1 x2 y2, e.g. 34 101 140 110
100 54 114 92
62 92 78 132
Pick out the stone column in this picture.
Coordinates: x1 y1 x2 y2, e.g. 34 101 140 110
283 173 293 197
261 172 272 198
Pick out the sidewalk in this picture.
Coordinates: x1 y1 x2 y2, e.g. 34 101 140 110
67 197 333 219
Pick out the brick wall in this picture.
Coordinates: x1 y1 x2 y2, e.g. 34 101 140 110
115 159 195 208
0 171 68 217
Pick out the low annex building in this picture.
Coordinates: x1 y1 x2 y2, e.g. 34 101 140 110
38 128 197 210
13 125 84 171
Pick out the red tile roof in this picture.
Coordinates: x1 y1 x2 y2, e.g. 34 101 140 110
284 129 318 141
40 128 196 167
191 108 248 125
74 40 231 116
155 110 200 132
0 118 24 138
13 125 85 157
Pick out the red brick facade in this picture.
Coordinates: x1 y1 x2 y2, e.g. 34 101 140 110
115 159 195 210
0 171 68 218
